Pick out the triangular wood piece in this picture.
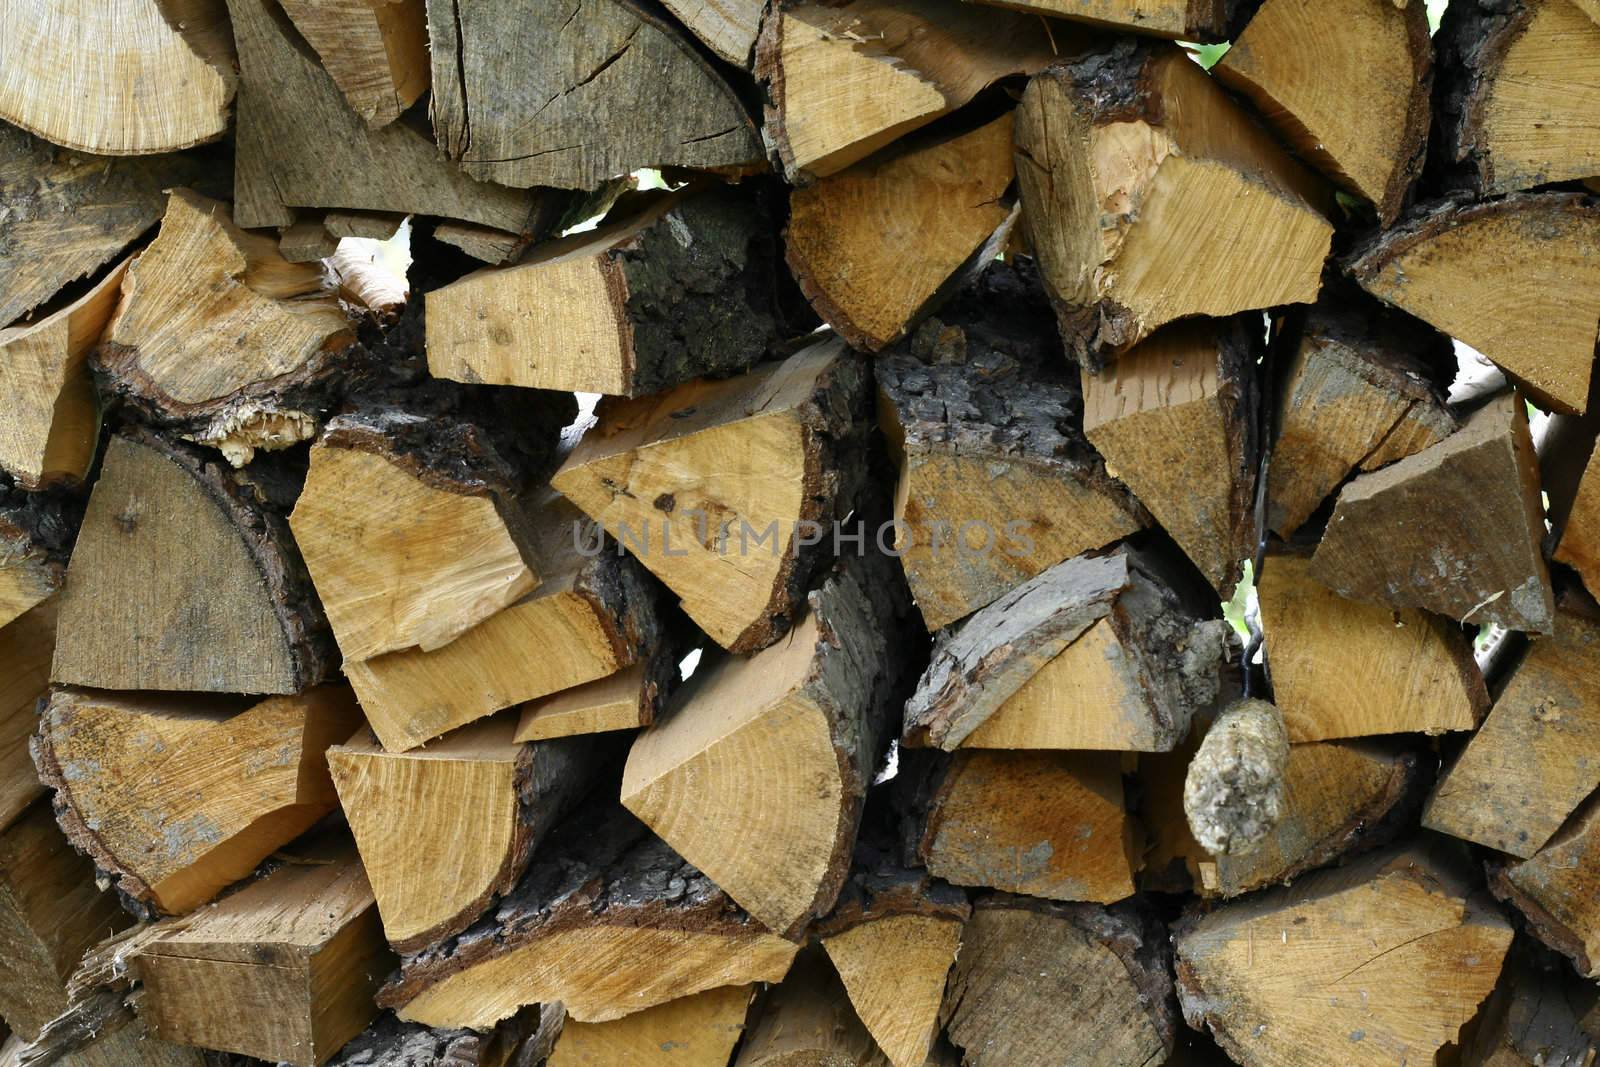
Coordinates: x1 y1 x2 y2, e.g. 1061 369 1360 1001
1492 793 1600 979
0 499 64 632
50 431 336 694
428 0 763 190
733 947 888 1066
962 0 1236 40
548 985 754 1067
277 0 429 128
659 0 763 66
1348 193 1600 414
1309 392 1555 633
515 654 675 742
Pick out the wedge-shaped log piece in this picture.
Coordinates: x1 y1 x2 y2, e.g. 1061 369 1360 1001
277 0 428 128
429 0 762 190
553 336 866 653
1556 449 1600 599
1492 794 1600 979
1435 0 1600 196
515 659 671 742
905 547 1229 752
378 807 799 1030
0 802 130 1042
943 896 1176 1067
734 947 887 1067
34 686 361 915
755 0 1058 183
227 0 551 232
1348 194 1600 414
659 0 763 65
292 413 543 663
549 986 753 1067
96 190 354 465
1081 317 1259 595
278 220 339 264
1311 392 1554 633
1458 938 1599 1067
1176 843 1515 1067
346 496 667 751
1259 553 1488 741
962 0 1237 40
0 0 233 155
1268 283 1457 537
876 262 1147 631
1425 604 1600 858
328 719 599 952
1214 0 1431 222
51 432 336 693
0 599 55 830
428 189 798 397
1017 39 1333 360
623 558 914 938
0 499 66 632
786 113 1017 352
136 834 395 1066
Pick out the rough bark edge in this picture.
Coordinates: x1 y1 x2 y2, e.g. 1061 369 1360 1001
326 1008 541 1067
1489 864 1597 978
812 842 970 941
1346 191 1599 283
1429 0 1535 196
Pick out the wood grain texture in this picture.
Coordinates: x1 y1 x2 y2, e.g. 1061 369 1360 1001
1492 792 1600 979
0 599 54 833
277 0 429 127
1556 448 1600 600
514 660 663 741
960 0 1233 39
823 914 961 1067
1456 938 1598 1066
658 0 763 65
549 985 752 1067
428 0 763 191
733 947 884 1066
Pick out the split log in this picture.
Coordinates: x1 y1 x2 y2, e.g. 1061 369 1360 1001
226 0 554 233
327 719 601 952
343 495 668 751
0 599 55 831
322 211 406 241
942 896 1177 1067
49 431 337 694
817 851 968 1067
1183 699 1289 857
278 221 340 265
1213 0 1432 223
658 0 763 66
377 807 799 1031
755 0 1057 183
552 335 867 653
962 0 1238 40
1491 793 1600 979
1458 939 1599 1067
427 188 801 397
1258 552 1488 740
904 547 1229 753
429 222 535 268
290 412 545 663
326 1010 542 1067
1176 843 1516 1067
33 685 362 915
1266 282 1457 537
514 655 674 742
277 0 429 128
1309 392 1555 634
2 1014 211 1067
874 261 1147 632
0 802 130 1042
1424 602 1600 858
1347 194 1600 414
1015 39 1332 361
1555 449 1600 597
0 0 233 155
1080 316 1260 595
95 190 355 465
1433 0 1600 196
427 0 763 190
732 947 885 1067
622 556 914 937
548 986 753 1067
135 834 395 1066
784 113 1018 352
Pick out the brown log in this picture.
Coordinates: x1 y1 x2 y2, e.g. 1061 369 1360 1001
1491 792 1600 979
1457 938 1599 1067
732 947 888 1067
1555 448 1600 599
0 598 55 832
276 0 429 128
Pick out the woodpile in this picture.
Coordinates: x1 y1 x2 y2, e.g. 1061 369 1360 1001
2 2 1600 1066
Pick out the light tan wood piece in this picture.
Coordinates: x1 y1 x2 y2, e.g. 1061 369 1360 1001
278 221 339 264
328 718 598 952
1492 794 1600 979
1176 843 1516 1067
1556 449 1600 599
1183 698 1290 857
659 0 764 65
755 0 1058 183
49 431 337 694
961 0 1233 39
136 835 395 1066
549 984 752 1067
1258 553 1488 742
0 522 61 635
322 210 406 240
277 0 429 127
0 599 54 831
1081 318 1258 595
515 662 658 742
823 913 962 1067
0 0 234 155
1349 194 1600 414
0 802 130 1042
1310 392 1555 634
1016 38 1332 361
785 113 1016 352
552 336 865 653
0 261 125 488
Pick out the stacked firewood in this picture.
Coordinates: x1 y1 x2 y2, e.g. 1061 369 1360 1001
1 0 1598 1064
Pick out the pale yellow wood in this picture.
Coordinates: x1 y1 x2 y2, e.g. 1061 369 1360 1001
292 442 538 662
549 984 753 1067
1556 449 1600 598
961 0 1215 37
515 662 652 742
0 261 125 488
0 0 234 155
0 540 59 633
0 599 54 831
658 0 763 65
277 0 428 127
823 914 962 1067
1259 555 1486 742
